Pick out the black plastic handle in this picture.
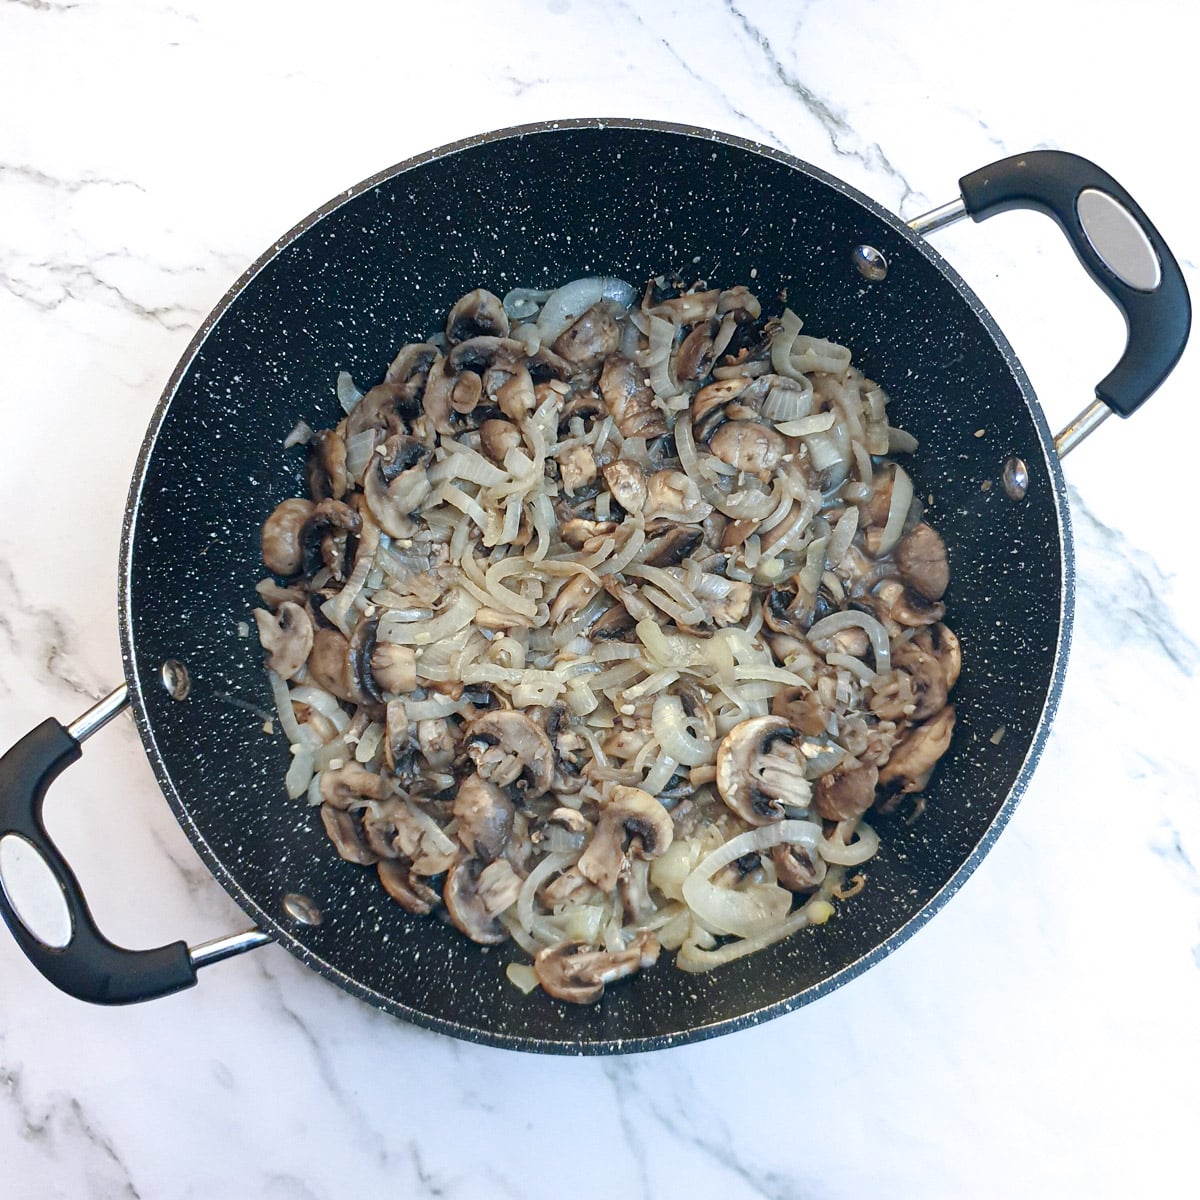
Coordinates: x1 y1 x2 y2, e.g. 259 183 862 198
959 150 1190 418
0 717 196 1004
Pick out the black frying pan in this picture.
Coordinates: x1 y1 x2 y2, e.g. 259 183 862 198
0 120 1188 1053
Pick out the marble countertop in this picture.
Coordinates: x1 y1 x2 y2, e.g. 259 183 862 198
2 1 1197 1196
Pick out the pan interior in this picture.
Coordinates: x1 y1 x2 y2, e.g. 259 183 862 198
121 122 1068 1052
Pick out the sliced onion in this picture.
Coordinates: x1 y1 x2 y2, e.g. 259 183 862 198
502 287 553 321
344 428 378 484
770 308 808 383
776 411 835 437
284 746 315 799
377 589 478 645
807 610 891 675
682 821 820 938
819 820 880 866
652 694 714 766
877 464 913 556
284 419 314 448
336 370 364 414
536 277 637 343
517 850 579 928
674 413 776 520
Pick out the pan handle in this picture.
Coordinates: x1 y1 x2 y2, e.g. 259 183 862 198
910 150 1190 454
0 685 270 1004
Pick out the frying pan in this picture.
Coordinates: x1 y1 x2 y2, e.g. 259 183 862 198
0 120 1188 1053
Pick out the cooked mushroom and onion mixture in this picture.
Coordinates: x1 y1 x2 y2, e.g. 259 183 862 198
254 277 959 1004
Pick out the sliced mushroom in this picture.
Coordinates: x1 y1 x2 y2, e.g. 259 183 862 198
452 772 515 860
562 517 618 549
462 709 554 797
445 289 509 345
262 498 316 576
253 602 313 680
643 470 713 523
319 762 391 810
872 578 946 628
533 930 660 1004
675 319 718 381
307 428 349 501
577 785 673 893
377 859 440 914
479 418 523 463
385 341 440 388
598 354 667 439
447 336 528 376
552 303 620 368
894 523 949 601
417 718 457 771
812 760 879 822
450 371 483 415
602 459 648 513
715 716 810 825
646 289 719 324
878 705 956 796
931 622 961 689
890 642 949 721
642 525 704 568
549 572 601 624
771 842 827 892
363 434 432 538
701 576 753 627
371 642 417 695
559 443 597 494
770 685 829 738
320 806 379 865
443 858 511 945
307 626 364 705
709 420 785 474
494 362 537 422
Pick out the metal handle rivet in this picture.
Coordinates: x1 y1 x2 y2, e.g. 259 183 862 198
160 660 191 701
282 893 323 926
851 244 888 281
1001 457 1029 501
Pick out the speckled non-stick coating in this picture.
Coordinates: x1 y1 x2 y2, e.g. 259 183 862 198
119 120 1072 1054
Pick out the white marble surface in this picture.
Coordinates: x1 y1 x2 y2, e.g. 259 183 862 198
2 0 1198 1196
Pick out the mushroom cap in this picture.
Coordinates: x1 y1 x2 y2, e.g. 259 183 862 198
533 930 661 1004
253 602 313 680
443 858 511 945
812 760 879 822
462 710 554 797
377 859 440 914
552 303 620 368
894 522 949 601
602 460 648 514
771 842 828 892
598 354 667 439
709 420 786 474
445 289 510 345
715 715 811 825
878 705 956 796
261 498 316 576
577 785 673 893
319 806 379 865
479 418 523 463
319 762 391 809
452 773 515 861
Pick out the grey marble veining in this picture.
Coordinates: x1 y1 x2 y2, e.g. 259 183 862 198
1 0 1197 1197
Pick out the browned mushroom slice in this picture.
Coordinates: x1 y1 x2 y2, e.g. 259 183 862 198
772 841 827 892
675 318 718 381
453 773 515 861
709 420 786 474
878 705 957 797
261 498 316 576
416 717 457 771
306 626 366 705
812 760 879 822
377 859 440 914
770 685 829 738
646 289 719 324
895 523 949 601
602 460 648 513
479 418 523 463
931 623 961 689
363 434 432 539
533 930 661 1004
320 806 379 865
371 640 417 697
643 470 713 523
642 526 704 568
305 428 349 501
872 578 946 628
462 710 555 798
552 303 620 369
445 289 510 345
715 716 810 825
577 785 673 893
446 335 528 376
547 446 589 500
384 341 440 388
598 354 666 439
889 641 949 721
319 762 391 810
252 602 313 680
443 858 518 945
548 573 601 624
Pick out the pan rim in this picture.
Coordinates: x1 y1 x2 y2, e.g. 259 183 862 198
117 117 1075 1054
